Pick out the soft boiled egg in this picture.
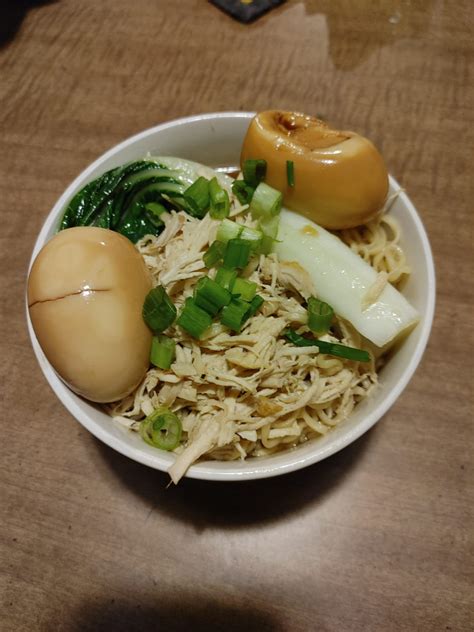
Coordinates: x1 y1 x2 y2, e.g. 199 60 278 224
28 227 153 403
241 111 389 230
275 210 419 349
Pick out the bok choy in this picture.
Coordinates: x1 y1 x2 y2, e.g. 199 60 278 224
59 157 234 243
60 160 188 242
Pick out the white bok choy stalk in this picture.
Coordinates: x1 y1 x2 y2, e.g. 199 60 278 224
275 209 419 349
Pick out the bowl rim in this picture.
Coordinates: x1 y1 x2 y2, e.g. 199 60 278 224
26 111 436 481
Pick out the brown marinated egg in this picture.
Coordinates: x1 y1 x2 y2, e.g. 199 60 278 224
28 227 153 403
241 111 389 229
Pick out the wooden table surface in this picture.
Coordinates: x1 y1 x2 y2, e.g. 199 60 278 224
1 1 473 630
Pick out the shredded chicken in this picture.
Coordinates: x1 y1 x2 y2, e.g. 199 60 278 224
107 208 378 483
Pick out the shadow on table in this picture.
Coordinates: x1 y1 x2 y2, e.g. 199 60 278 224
95 425 376 530
0 0 58 48
68 594 282 632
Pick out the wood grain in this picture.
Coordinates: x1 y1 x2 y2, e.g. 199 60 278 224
0 1 473 630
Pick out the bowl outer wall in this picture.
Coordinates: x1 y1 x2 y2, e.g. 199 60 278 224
26 112 436 481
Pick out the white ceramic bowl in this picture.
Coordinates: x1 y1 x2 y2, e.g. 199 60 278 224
27 112 435 481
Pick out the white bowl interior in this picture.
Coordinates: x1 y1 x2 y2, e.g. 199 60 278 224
27 113 435 481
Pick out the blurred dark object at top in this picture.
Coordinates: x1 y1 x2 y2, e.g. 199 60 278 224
210 0 286 24
0 0 57 48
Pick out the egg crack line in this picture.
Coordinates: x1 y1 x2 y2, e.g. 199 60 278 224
28 288 111 308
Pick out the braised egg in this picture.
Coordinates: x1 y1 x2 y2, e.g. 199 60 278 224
241 110 389 229
27 227 153 403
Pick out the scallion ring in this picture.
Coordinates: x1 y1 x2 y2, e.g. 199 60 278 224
307 296 334 335
142 286 177 333
223 238 252 269
176 297 212 339
232 180 255 205
209 177 230 219
242 159 267 188
220 298 252 333
216 218 243 243
215 267 238 291
194 276 231 316
183 176 210 218
150 334 176 370
203 240 226 268
140 408 182 451
231 277 257 302
250 182 282 221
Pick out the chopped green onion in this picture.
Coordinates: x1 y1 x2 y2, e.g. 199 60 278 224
258 235 274 255
216 218 243 243
220 299 251 332
240 225 263 251
209 177 230 219
307 296 334 335
223 238 252 269
258 215 280 254
259 214 280 239
232 180 255 205
214 214 279 258
232 277 257 302
250 182 282 220
177 297 212 338
283 328 371 362
242 159 267 188
150 335 176 370
215 267 238 291
194 276 231 316
139 407 182 451
246 294 264 319
217 219 263 252
142 286 177 333
203 240 225 268
286 160 295 187
183 176 210 218
190 295 216 317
